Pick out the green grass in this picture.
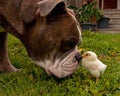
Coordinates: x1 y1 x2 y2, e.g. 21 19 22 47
0 31 120 96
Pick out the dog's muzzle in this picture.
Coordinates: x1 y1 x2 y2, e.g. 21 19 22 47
47 47 82 78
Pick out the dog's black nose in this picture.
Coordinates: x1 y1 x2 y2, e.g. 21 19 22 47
75 52 82 63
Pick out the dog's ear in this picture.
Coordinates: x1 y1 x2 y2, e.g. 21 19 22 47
37 0 66 16
20 1 38 24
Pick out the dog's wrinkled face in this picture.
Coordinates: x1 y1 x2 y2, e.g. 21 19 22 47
25 0 82 78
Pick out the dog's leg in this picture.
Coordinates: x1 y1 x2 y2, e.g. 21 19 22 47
0 32 18 72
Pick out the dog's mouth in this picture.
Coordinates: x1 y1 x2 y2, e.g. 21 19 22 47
59 47 81 66
48 47 82 78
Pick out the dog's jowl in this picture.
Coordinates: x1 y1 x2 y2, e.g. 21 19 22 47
0 0 82 78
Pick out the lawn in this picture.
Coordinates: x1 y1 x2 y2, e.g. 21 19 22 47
0 31 120 96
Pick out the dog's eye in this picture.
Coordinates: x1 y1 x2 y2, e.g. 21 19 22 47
66 41 76 48
60 39 77 52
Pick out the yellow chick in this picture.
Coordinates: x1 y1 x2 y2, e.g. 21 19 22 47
81 51 107 80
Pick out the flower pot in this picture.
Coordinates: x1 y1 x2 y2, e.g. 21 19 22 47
80 23 96 31
97 17 110 29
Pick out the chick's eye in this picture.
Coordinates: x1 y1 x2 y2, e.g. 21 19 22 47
86 53 90 56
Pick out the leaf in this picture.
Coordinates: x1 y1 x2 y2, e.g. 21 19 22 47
0 26 5 32
67 5 78 10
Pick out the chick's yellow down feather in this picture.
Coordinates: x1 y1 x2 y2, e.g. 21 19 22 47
81 51 107 78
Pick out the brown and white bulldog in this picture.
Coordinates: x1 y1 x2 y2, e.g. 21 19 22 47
0 0 82 78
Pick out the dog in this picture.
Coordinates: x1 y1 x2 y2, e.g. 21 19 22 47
0 0 82 78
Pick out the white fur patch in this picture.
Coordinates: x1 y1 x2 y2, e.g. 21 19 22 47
35 59 51 73
77 25 82 43
77 25 81 36
34 47 79 78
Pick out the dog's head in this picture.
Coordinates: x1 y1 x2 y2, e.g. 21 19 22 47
23 0 82 78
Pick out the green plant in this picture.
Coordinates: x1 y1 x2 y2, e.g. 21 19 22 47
68 2 103 24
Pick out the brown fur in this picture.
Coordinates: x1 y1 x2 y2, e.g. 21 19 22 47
0 0 82 73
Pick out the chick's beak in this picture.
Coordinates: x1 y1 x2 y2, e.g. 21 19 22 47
82 54 86 58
